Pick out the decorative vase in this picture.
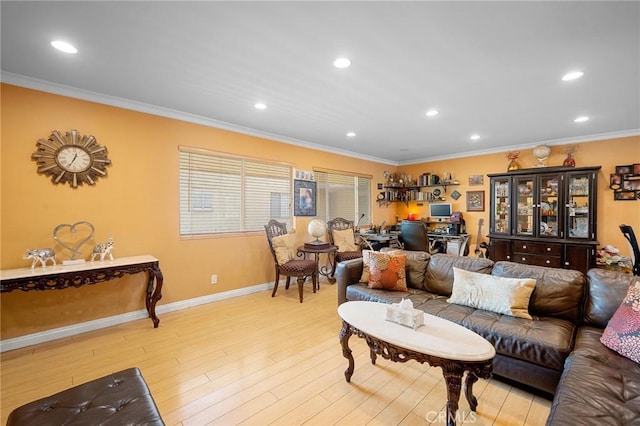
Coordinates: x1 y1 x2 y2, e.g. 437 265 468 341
533 144 551 167
507 159 520 171
562 153 575 167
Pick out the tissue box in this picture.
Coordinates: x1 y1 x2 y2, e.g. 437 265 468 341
385 304 424 330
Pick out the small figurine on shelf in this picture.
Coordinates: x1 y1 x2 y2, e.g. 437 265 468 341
506 151 520 171
562 144 577 167
90 235 114 262
24 248 56 268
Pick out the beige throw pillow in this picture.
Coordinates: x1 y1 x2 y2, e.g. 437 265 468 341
271 233 296 265
448 267 536 319
333 229 357 252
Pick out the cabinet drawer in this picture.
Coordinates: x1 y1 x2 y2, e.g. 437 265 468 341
514 253 562 268
513 241 562 256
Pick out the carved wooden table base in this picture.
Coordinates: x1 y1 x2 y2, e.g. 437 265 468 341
1 256 163 328
339 320 493 426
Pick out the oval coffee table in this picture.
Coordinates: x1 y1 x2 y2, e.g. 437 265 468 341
338 301 495 426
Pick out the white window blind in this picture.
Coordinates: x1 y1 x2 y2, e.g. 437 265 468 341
316 171 371 226
179 149 292 236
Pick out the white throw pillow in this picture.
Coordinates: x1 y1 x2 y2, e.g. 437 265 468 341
333 229 357 252
448 267 536 319
271 233 296 265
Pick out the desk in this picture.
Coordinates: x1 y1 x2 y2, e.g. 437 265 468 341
297 245 338 284
0 255 163 328
358 232 401 250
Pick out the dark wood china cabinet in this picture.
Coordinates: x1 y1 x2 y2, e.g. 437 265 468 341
487 166 600 275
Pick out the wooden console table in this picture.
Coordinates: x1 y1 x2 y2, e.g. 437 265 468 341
0 255 163 327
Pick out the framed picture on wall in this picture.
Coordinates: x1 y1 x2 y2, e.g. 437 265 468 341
468 175 484 186
466 190 485 212
294 179 316 216
614 190 637 201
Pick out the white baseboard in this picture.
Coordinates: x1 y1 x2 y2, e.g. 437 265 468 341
0 282 273 353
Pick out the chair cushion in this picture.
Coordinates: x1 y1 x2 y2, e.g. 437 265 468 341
272 233 296 265
280 259 316 274
368 251 407 291
600 280 640 363
448 267 536 319
336 251 362 262
333 229 357 252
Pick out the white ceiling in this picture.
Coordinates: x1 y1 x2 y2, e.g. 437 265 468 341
2 1 639 165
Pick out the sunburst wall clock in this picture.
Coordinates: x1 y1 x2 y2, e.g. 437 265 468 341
32 130 112 188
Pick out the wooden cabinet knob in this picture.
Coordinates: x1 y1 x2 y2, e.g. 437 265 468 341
522 245 527 249
547 247 552 252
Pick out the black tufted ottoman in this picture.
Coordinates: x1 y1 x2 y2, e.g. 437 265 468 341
7 367 164 425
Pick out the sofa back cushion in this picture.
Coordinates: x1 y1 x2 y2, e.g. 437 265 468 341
584 268 638 328
424 254 494 296
492 261 584 322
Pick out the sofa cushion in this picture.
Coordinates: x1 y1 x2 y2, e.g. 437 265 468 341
346 282 437 307
491 261 584 322
382 249 430 290
546 326 640 426
368 251 407 291
584 268 638 328
448 267 536 319
423 254 494 296
600 281 640 363
416 297 575 372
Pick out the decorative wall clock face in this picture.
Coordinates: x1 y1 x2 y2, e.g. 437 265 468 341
32 130 111 188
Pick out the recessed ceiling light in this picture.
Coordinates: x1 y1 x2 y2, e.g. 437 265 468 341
254 102 267 110
470 134 480 141
51 40 77 54
333 57 351 69
574 116 589 123
425 109 439 117
562 71 584 81
346 132 356 137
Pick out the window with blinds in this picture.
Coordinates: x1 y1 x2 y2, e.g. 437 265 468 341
179 149 292 236
316 171 371 226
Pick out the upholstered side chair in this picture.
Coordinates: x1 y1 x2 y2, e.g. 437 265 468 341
327 217 372 263
264 219 317 302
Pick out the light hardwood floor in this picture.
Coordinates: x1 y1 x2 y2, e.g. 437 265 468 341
1 279 551 425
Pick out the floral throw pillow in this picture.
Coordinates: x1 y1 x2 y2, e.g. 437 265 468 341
600 282 640 364
368 251 408 291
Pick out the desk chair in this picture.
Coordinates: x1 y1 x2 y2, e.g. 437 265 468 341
620 224 640 276
399 220 430 252
264 219 317 302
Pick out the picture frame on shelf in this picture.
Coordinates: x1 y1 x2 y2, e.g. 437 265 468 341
466 190 485 212
293 179 317 216
468 175 484 186
615 165 633 176
614 190 637 201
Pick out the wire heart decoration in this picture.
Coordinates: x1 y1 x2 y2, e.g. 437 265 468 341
53 221 95 260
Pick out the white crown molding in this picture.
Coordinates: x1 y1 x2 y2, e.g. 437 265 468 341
0 72 397 166
399 129 640 166
0 282 273 352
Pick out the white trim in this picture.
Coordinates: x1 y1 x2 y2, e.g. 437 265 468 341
0 72 396 166
0 282 273 353
399 129 640 165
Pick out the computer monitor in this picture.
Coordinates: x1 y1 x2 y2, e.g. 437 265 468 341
429 203 452 221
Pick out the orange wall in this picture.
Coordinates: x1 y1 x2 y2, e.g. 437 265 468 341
1 83 639 340
396 137 640 252
0 84 396 339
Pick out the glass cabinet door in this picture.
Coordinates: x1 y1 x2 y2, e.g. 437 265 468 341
491 177 511 235
566 172 593 239
538 174 562 238
515 176 535 236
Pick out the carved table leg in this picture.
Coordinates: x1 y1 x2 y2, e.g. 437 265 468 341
442 362 464 426
465 371 479 411
146 263 163 328
339 321 355 382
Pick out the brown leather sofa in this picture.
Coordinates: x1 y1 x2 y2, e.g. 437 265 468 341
337 254 640 423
